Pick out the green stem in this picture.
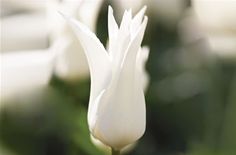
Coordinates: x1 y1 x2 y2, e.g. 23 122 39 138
111 148 120 155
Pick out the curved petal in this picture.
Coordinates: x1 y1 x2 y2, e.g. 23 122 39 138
62 14 111 125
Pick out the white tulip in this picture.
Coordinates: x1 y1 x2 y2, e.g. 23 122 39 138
0 50 52 103
62 6 148 150
0 39 66 103
192 0 236 57
90 46 150 153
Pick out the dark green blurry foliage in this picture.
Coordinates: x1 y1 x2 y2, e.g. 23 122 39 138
0 82 104 155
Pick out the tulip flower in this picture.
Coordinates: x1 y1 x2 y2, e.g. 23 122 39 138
63 5 148 153
90 45 150 154
192 0 236 58
0 50 53 103
0 39 66 104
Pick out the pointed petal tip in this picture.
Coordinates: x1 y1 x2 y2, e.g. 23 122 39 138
142 16 148 31
136 5 147 17
144 16 148 22
142 5 147 11
58 11 90 35
108 5 113 13
142 16 148 26
128 8 132 14
127 9 132 18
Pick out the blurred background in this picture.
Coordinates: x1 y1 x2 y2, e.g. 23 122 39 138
1 0 236 155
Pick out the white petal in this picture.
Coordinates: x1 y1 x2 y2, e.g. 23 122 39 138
92 65 146 150
91 134 137 153
108 6 119 51
62 14 112 126
108 16 148 96
53 36 90 81
109 7 147 65
91 16 148 150
90 134 110 153
108 6 120 62
136 46 150 92
122 16 148 75
92 67 146 150
131 6 147 38
77 0 103 32
120 9 132 31
109 9 132 69
49 0 103 81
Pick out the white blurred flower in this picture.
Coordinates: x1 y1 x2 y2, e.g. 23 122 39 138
49 0 103 81
63 6 148 150
1 0 103 82
1 12 49 52
1 1 50 53
192 0 236 58
1 0 47 16
178 10 205 44
0 50 52 101
0 39 67 103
